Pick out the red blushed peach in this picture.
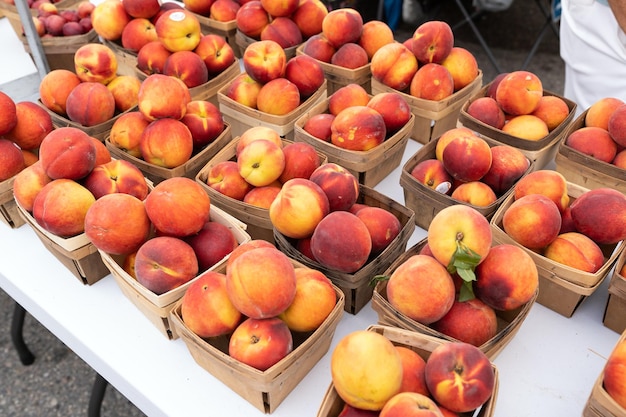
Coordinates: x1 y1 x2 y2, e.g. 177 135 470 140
66 82 116 127
163 50 209 89
226 246 297 318
206 160 254 201
424 342 495 413
144 177 211 237
501 114 550 141
495 70 543 116
236 126 283 157
566 126 617 163
358 19 394 60
559 206 577 234
0 91 17 136
432 297 498 347
310 210 372 273
387 254 456 325
83 159 149 200
12 162 52 212
137 73 191 121
367 92 412 134
152 1 184 24
278 267 337 332
107 75 142 113
32 179 96 237
183 0 214 16
39 127 97 180
228 317 293 371
569 187 626 244
480 145 529 195
184 220 238 271
296 237 315 261
331 42 369 69
291 0 327 39
309 162 359 212
194 33 236 76
466 96 506 130
514 169 570 212
154 9 202 52
109 111 150 158
121 17 158 52
5 101 53 151
303 113 335 142
450 181 497 207
411 20 454 64
235 0 270 38
434 127 477 162
181 271 242 339
608 103 626 147
370 42 419 92
256 78 301 116
380 392 444 417
243 185 281 208
39 69 82 116
180 100 225 149
410 63 454 101
585 97 625 131
530 95 570 131
73 43 118 85
440 46 478 92
486 73 509 100
301 33 336 63
278 141 322 183
503 194 562 249
140 118 194 168
134 236 199 295
260 16 303 48
321 8 363 48
0 139 25 181
242 39 287 84
613 149 626 168
223 72 263 109
225 239 276 269
284 54 325 99
270 178 330 238
137 40 172 75
84 192 151 255
603 338 626 410
331 106 387 151
355 206 402 255
328 83 371 116
123 0 160 19
441 135 492 183
237 139 286 186
260 0 298 17
394 346 428 396
410 159 453 193
544 232 605 273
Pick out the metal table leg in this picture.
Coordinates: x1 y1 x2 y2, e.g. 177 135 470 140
88 373 109 417
10 301 35 366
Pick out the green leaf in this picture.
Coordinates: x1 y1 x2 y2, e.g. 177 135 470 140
446 239 482 301
369 274 389 287
458 280 475 302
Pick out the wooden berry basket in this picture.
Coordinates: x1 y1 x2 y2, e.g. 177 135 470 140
399 134 534 231
273 184 415 315
1 176 25 229
99 204 250 340
316 324 499 417
293 96 414 188
457 83 577 171
169 261 345 414
490 182 626 318
371 72 483 144
100 39 140 77
603 249 626 334
371 238 537 361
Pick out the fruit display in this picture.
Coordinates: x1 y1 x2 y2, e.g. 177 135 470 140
23 0 94 38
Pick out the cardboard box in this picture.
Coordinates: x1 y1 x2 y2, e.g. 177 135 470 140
490 182 626 318
100 204 251 340
0 176 25 229
371 239 537 360
457 83 577 170
293 97 414 187
399 134 533 230
603 249 626 334
316 325 499 417
274 184 415 314
371 72 483 144
169 264 345 413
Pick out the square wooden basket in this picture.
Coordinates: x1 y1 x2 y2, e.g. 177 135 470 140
293 97 414 188
99 204 251 340
371 238 537 361
490 182 626 318
273 184 415 315
371 72 483 145
1 176 25 229
169 261 345 414
457 83 577 170
316 324 499 417
603 248 626 334
399 134 534 231
555 109 626 194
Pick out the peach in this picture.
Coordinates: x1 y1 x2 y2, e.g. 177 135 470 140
331 106 386 151
440 46 478 91
5 101 53 151
91 0 131 41
163 50 209 89
434 127 477 162
480 145 529 195
569 187 626 244
544 232 605 273
180 100 225 149
432 297 498 347
144 177 211 237
269 178 330 239
559 206 577 234
243 185 281 208
585 97 625 131
514 169 570 212
337 403 385 417
84 192 151 255
355 206 402 255
411 20 454 64
73 43 118 85
284 54 325 99
301 33 336 63
206 160 253 201
380 392 444 417
66 82 116 127
235 0 270 38
474 243 538 311
123 0 161 19
465 96 506 130
108 111 150 158
256 77 301 115
331 42 369 69
260 0 298 17
194 33 236 76
410 159 453 193
331 330 403 411
614 149 626 168
530 95 570 131
608 103 626 147
450 181 497 207
228 317 293 371
0 139 25 181
184 220 238 271
120 17 157 52
83 159 149 200
565 126 617 163
358 19 394 60
486 72 509 100
441 134 492 182
260 16 303 48
180 270 242 338
495 70 543 116
243 39 287 84
154 9 202 52
225 239 276 269
77 1 96 19
603 338 626 409
367 91 412 134
424 342 495 413
210 0 241 22
502 194 562 249
328 83 370 116
134 236 199 294
226 246 297 318
140 118 194 168
21 150 39 167
107 75 142 113
90 137 112 166
12 162 52 212
236 126 283 157
309 162 359 212
0 91 17 135
136 40 172 75
39 69 82 116
152 1 184 23
278 141 322 183
32 179 96 237
278 267 337 332
501 114 549 141
321 8 363 48
291 0 327 39
222 72 263 109
38 127 96 180
137 73 192 120
237 138 286 186
409 63 455 101
183 0 215 16
394 346 428 396
303 113 335 141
